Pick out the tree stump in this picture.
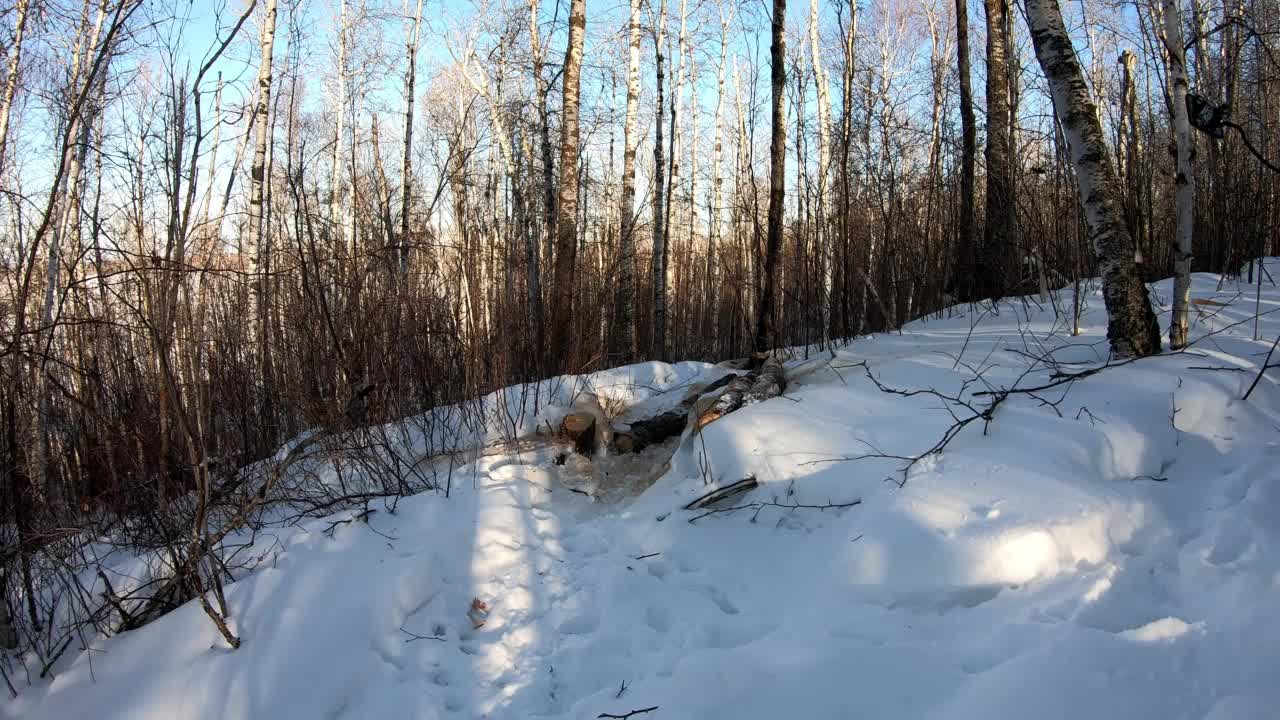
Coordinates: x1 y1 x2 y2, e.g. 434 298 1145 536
562 412 598 455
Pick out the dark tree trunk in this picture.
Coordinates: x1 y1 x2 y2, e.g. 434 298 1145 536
755 0 787 354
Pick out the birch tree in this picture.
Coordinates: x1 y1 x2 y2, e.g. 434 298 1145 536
1160 0 1195 349
35 0 110 512
248 0 279 407
0 0 31 177
529 0 556 241
809 0 833 348
1025 0 1161 358
703 2 733 352
329 0 349 238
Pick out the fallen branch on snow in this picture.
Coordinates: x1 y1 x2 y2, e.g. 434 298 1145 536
688 497 862 524
683 476 758 510
598 706 659 719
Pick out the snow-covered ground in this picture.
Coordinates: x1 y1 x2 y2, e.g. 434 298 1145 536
7 266 1280 719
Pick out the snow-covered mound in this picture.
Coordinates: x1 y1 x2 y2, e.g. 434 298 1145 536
8 265 1280 719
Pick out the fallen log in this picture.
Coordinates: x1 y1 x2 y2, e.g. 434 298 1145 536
744 359 786 405
613 372 743 453
613 409 687 453
694 374 752 430
695 359 785 429
611 359 788 453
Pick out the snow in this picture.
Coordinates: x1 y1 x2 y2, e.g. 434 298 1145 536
7 265 1280 719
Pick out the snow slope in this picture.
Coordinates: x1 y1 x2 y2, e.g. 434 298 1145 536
7 266 1280 719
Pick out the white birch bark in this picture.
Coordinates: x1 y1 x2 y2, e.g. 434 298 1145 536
0 0 31 178
247 0 279 393
704 4 731 351
1161 0 1195 350
809 0 833 348
1025 0 1161 358
328 0 348 241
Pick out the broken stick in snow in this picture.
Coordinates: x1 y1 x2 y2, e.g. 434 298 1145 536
598 706 659 719
683 476 759 510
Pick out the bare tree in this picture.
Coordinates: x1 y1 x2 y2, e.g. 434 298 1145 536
755 0 787 354
611 0 643 361
809 0 833 348
529 0 556 242
954 0 977 301
550 0 586 370
982 0 1017 298
329 0 349 236
399 0 426 275
651 0 669 360
704 1 733 353
1118 48 1145 261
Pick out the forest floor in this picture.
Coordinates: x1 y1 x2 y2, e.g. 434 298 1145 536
7 264 1280 719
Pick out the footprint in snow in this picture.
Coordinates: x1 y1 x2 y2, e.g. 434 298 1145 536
556 606 601 636
698 620 777 650
1222 472 1252 505
674 554 700 574
683 582 739 615
1206 522 1253 566
646 604 672 634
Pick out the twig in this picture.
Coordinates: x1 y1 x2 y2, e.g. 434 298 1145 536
400 627 446 643
1075 406 1104 426
39 635 74 679
689 498 861 524
683 476 758 510
322 508 377 538
96 569 135 629
598 706 659 719
811 361 1007 483
1243 334 1280 400
0 658 15 699
632 553 661 560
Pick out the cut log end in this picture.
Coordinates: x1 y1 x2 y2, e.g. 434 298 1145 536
562 412 598 455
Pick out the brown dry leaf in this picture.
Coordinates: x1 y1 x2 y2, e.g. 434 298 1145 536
467 597 490 628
